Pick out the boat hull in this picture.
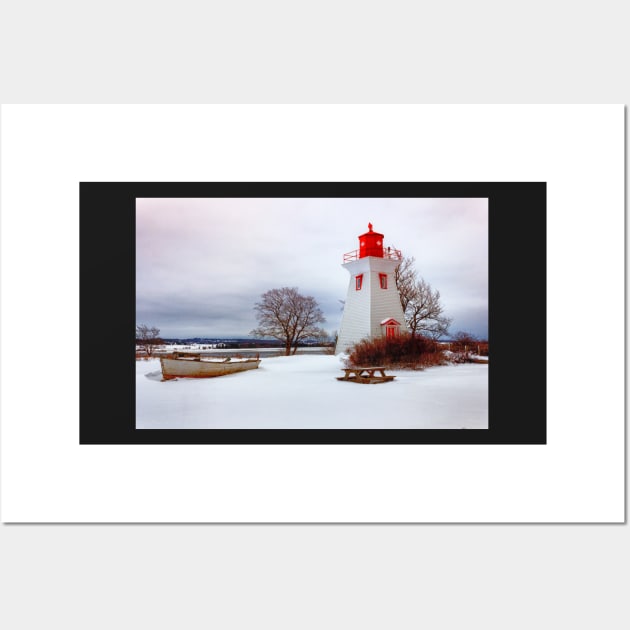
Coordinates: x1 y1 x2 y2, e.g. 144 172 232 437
159 357 261 379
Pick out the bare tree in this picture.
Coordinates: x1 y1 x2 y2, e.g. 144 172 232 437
251 287 326 356
394 255 452 339
404 278 452 339
394 254 418 313
136 324 163 357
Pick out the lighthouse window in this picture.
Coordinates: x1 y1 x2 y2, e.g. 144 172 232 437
379 273 388 289
355 274 363 290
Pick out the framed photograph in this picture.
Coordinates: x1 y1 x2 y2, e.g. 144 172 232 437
80 181 546 445
3 104 621 523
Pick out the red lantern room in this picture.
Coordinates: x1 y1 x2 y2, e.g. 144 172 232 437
358 223 384 258
342 223 402 263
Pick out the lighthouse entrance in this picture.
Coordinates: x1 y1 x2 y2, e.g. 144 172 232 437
381 318 401 339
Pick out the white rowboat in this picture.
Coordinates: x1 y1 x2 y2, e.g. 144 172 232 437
159 352 261 380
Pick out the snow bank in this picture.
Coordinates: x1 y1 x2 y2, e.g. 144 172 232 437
136 354 488 430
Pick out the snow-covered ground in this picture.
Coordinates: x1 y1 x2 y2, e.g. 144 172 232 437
136 354 488 429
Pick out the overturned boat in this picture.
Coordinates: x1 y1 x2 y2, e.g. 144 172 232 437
159 352 261 380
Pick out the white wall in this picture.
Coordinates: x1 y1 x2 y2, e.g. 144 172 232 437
336 256 408 354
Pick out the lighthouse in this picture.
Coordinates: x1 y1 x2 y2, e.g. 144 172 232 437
335 223 409 355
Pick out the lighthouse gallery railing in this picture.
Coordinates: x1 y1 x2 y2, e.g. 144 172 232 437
343 247 403 263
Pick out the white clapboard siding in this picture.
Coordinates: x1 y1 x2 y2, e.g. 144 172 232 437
335 256 408 355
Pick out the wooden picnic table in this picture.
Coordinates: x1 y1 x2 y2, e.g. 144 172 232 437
337 366 395 384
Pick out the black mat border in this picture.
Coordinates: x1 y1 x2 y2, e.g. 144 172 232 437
79 182 546 445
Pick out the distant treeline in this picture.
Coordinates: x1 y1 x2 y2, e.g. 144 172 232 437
161 338 335 349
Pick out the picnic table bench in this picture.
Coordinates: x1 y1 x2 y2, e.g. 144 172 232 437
337 366 396 384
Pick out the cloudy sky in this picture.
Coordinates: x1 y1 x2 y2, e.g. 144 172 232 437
136 197 488 339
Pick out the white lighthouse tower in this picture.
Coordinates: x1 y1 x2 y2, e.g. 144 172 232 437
335 223 409 355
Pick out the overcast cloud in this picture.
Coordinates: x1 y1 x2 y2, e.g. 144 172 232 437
136 197 488 339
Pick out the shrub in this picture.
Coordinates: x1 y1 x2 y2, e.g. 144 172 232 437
448 331 489 361
476 342 489 357
450 331 477 352
347 333 448 369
